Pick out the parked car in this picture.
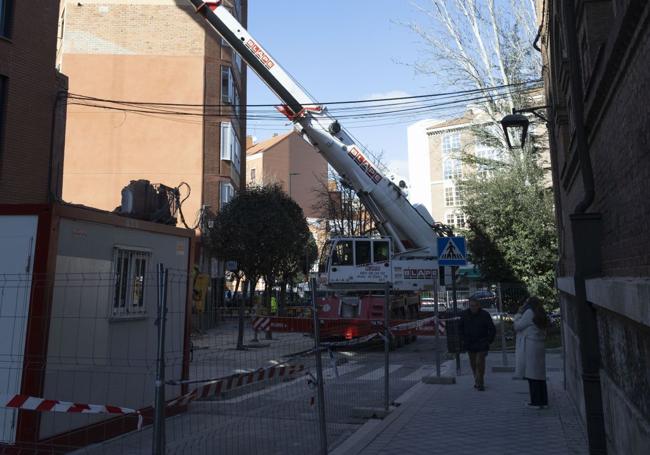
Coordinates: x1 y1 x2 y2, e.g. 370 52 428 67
469 290 498 307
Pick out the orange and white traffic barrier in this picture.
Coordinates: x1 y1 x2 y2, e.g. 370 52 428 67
0 394 143 429
168 362 306 408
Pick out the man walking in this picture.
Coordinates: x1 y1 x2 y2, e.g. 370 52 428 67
459 297 496 391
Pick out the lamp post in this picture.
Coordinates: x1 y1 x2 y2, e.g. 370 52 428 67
500 107 548 149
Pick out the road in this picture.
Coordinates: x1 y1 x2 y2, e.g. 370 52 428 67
75 330 445 454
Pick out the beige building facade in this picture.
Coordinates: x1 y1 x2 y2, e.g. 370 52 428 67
408 109 499 230
246 131 328 220
58 0 247 226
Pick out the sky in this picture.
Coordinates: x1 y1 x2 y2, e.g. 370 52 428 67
245 0 447 179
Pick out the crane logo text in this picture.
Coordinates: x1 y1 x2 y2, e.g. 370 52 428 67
348 147 382 184
404 269 436 280
245 39 275 70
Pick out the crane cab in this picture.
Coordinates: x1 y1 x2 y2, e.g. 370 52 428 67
318 237 392 288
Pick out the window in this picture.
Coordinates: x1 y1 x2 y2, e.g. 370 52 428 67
373 241 390 263
332 241 353 266
220 122 241 173
112 248 150 317
355 240 371 265
445 212 466 229
1 0 13 38
444 186 462 207
475 144 499 175
445 187 454 206
250 168 256 183
442 132 462 180
220 181 235 208
222 66 234 104
234 52 242 73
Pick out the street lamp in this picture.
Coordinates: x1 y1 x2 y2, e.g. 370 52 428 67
288 172 300 197
500 106 549 149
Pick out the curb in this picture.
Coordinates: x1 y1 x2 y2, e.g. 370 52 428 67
330 359 455 455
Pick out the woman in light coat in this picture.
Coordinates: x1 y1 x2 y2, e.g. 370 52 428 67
513 296 549 407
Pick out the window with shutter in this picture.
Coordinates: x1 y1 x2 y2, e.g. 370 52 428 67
221 122 232 161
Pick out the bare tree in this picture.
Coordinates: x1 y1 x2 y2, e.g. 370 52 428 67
407 0 542 147
311 168 378 238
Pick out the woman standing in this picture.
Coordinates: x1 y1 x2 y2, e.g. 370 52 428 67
514 297 550 408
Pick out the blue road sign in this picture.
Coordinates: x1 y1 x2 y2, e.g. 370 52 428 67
437 237 467 266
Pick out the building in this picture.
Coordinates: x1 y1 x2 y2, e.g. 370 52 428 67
0 1 68 204
541 1 650 453
58 0 247 229
407 109 499 230
0 203 193 450
246 131 328 220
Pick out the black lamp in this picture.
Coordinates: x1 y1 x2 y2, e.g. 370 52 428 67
501 112 530 149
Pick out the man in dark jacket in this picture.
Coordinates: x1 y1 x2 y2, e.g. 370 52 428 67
459 298 496 391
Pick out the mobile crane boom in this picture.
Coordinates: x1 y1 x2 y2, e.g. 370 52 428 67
189 0 439 290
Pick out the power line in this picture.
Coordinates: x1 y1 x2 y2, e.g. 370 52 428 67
66 79 542 110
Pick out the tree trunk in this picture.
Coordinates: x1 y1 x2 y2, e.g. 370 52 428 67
279 279 287 317
265 278 273 340
236 276 245 350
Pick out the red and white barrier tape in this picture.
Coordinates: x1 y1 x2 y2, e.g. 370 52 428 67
252 317 271 331
0 394 143 430
168 363 305 408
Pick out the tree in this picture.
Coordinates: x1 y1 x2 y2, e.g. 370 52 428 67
407 1 557 303
208 184 312 348
311 169 378 238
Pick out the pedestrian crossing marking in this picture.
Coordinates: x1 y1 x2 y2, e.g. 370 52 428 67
437 237 467 266
357 364 402 381
400 365 435 382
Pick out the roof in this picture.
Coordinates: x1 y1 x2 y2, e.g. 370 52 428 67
246 132 292 156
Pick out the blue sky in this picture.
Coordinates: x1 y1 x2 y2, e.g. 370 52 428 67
245 0 447 178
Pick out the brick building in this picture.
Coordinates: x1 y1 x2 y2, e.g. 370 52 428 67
0 1 68 203
541 1 650 453
246 131 328 219
58 0 247 229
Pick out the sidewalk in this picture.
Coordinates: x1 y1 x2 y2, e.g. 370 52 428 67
333 352 588 455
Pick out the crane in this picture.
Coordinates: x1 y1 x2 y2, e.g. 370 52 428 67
188 1 440 323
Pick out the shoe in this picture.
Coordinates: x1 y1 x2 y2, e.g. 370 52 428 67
525 402 542 409
477 385 485 391
473 384 478 389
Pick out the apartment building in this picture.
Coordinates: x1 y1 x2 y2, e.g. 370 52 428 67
246 131 328 220
0 1 68 203
407 109 500 230
58 0 247 226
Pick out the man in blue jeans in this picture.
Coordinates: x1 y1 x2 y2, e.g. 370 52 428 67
459 298 497 391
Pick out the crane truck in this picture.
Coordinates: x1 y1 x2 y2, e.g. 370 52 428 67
189 0 442 337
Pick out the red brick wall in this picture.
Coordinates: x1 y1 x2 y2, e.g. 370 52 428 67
0 1 63 203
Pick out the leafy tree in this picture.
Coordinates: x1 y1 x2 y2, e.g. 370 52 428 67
208 184 312 348
461 143 557 303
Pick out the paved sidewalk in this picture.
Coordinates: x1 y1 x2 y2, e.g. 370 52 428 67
333 352 588 455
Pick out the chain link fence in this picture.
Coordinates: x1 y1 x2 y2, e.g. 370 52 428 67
0 272 560 454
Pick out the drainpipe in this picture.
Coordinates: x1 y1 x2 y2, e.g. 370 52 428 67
561 1 606 453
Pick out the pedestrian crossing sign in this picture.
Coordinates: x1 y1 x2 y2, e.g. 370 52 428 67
437 237 467 266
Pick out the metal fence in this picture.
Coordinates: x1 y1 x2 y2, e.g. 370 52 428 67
0 272 559 454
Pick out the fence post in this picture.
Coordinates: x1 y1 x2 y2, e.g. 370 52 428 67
310 277 328 455
434 273 441 378
153 264 168 455
384 282 390 412
497 283 508 366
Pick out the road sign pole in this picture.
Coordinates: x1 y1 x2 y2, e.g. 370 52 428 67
451 266 460 376
384 282 390 412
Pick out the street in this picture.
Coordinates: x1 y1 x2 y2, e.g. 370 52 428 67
74 331 446 454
